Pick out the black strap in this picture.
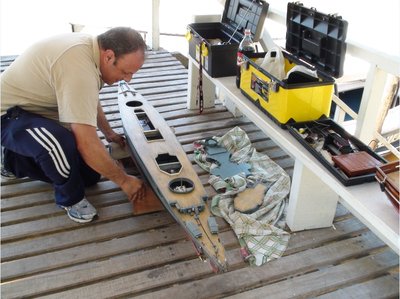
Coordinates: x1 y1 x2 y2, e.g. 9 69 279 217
196 41 205 114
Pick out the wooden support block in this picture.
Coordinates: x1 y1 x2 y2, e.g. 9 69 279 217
119 157 164 215
132 184 164 215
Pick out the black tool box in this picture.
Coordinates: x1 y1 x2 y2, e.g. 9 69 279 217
287 118 387 186
240 2 348 126
187 0 269 78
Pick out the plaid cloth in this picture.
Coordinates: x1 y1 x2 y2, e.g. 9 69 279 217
194 127 291 266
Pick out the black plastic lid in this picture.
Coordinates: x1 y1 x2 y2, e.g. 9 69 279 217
285 2 348 78
222 0 269 41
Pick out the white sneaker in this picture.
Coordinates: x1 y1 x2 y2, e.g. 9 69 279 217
60 198 97 223
1 146 17 182
1 166 17 181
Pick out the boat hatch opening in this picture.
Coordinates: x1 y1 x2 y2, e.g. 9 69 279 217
136 112 164 141
136 112 155 130
156 153 182 175
134 109 145 113
126 100 143 107
169 178 194 193
144 130 164 141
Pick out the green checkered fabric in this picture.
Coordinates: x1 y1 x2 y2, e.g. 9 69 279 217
194 127 291 266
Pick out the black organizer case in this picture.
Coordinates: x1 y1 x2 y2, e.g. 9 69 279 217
187 0 268 78
285 2 348 78
287 119 387 186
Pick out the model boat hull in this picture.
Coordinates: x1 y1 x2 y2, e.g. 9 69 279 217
118 81 227 272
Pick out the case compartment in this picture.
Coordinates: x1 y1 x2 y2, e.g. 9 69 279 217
287 119 387 186
187 0 268 78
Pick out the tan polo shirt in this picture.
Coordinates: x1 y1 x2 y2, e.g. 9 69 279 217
1 33 103 127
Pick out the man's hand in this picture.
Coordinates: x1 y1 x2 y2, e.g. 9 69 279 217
120 174 146 202
97 102 126 148
105 131 126 148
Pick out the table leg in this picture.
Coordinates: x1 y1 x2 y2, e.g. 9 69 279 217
286 159 339 231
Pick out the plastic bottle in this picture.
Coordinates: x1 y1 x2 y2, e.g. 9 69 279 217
236 29 256 88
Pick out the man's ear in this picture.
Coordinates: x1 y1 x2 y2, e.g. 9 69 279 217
104 49 115 63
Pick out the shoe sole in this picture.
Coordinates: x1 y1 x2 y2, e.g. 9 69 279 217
1 175 18 182
59 206 97 224
66 212 96 223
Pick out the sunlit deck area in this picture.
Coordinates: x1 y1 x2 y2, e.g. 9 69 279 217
1 51 399 298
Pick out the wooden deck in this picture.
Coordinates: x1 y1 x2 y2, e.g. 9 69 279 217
1 51 399 298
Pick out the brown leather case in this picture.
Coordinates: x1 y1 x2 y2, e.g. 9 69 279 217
332 151 383 177
375 161 399 212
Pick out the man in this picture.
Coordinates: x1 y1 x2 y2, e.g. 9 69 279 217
1 27 147 223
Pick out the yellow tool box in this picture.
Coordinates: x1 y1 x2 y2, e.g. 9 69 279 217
240 2 348 127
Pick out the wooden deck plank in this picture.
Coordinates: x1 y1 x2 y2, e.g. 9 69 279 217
40 258 214 299
1 202 135 243
2 241 198 298
141 90 188 101
225 250 398 299
1 189 127 225
176 123 266 145
0 179 119 211
315 274 400 299
132 231 387 299
1 50 398 299
1 210 173 262
2 223 186 282
1 180 53 198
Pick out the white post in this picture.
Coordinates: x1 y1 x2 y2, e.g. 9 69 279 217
149 0 160 50
354 65 388 144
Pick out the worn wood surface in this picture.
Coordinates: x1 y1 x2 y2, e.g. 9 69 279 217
118 82 227 271
1 51 398 299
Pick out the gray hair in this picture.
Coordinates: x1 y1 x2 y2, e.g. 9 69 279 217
97 27 146 58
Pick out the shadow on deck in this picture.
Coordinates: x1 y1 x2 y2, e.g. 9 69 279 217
1 51 398 298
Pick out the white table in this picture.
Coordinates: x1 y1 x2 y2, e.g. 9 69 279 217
187 57 399 254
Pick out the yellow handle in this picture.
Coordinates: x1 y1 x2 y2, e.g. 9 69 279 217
185 30 192 41
201 43 208 57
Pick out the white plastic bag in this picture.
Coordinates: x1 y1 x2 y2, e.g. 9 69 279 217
285 65 318 80
260 46 285 80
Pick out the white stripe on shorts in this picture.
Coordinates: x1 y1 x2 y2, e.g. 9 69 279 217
26 128 70 178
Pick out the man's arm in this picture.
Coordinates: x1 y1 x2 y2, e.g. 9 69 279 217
97 102 125 147
70 122 145 202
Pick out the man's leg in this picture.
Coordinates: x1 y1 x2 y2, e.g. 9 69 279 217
3 148 101 189
1 107 100 222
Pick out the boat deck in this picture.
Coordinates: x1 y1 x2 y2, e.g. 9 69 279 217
1 51 399 298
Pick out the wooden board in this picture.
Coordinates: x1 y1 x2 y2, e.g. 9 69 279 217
118 81 227 272
133 184 164 215
234 183 266 213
